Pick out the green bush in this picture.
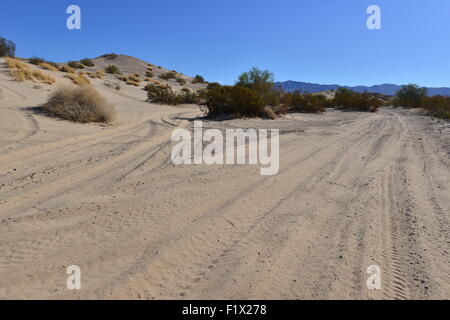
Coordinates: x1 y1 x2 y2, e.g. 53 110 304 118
192 74 205 84
144 84 200 105
289 93 326 113
145 83 178 104
179 88 200 104
0 37 16 57
333 88 381 112
393 84 427 108
236 67 278 106
80 58 95 67
201 85 265 118
105 65 121 74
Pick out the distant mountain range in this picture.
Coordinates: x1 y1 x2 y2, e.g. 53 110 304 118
275 81 450 96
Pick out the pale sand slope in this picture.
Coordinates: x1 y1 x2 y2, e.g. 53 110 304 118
0 59 449 300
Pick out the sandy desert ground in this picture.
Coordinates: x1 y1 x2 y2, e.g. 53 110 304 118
0 57 449 300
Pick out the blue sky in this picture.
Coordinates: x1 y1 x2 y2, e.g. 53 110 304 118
1 0 450 86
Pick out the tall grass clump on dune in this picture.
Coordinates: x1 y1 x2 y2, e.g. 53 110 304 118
44 86 116 123
64 73 91 86
5 57 55 84
39 62 59 72
59 64 76 73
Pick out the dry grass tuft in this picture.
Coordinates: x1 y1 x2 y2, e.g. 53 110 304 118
5 57 55 84
59 64 75 73
65 73 91 86
44 86 116 123
39 62 59 72
86 70 105 79
117 74 141 86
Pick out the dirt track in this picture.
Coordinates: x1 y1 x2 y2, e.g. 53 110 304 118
0 65 449 299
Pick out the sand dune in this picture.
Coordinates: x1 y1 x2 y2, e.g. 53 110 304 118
0 57 449 299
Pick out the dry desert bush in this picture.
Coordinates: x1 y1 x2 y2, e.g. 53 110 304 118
80 58 95 67
86 70 105 79
117 74 141 86
159 71 177 80
5 57 55 84
64 73 91 86
44 86 116 123
59 64 75 73
105 65 121 74
39 62 59 72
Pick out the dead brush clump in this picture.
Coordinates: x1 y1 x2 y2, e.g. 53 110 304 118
44 86 116 123
116 74 141 86
126 80 140 87
5 57 55 84
59 64 75 73
39 62 59 72
65 73 91 86
86 70 105 79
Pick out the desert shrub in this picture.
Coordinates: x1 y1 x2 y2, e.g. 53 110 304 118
105 65 121 74
236 67 278 106
101 53 118 60
145 83 178 104
289 93 326 113
145 70 154 77
420 96 450 119
65 73 91 86
43 86 115 123
28 57 45 65
144 84 199 105
0 37 16 57
68 61 84 69
128 75 141 83
59 64 75 73
80 58 95 67
176 77 186 85
333 88 381 112
393 84 427 108
178 88 200 104
159 71 177 80
192 74 205 84
201 85 265 118
5 57 55 84
39 62 59 72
